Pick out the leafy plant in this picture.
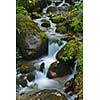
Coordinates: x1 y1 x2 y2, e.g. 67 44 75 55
16 7 28 15
77 43 83 71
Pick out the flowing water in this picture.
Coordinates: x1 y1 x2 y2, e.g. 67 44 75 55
17 0 77 99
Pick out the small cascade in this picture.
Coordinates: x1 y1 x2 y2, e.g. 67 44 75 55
42 0 70 13
58 0 70 7
42 1 56 13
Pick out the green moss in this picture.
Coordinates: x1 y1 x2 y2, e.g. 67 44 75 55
51 15 65 23
47 7 57 13
57 39 79 62
16 6 28 15
31 12 41 19
16 14 41 36
56 25 67 34
77 43 83 72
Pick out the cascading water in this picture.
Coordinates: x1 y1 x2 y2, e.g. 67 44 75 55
42 0 70 13
17 1 77 99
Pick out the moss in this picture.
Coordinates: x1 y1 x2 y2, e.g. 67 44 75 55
16 6 28 15
30 12 41 19
16 14 41 36
57 39 79 62
76 43 83 72
73 72 83 100
56 25 67 34
47 6 57 13
51 15 65 23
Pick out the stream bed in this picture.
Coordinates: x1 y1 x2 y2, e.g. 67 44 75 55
16 0 80 100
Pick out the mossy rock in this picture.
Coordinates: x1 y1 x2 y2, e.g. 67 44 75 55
73 72 83 100
56 24 67 34
16 76 27 87
56 39 79 62
50 15 65 23
47 6 58 13
16 0 47 13
30 12 41 19
16 14 48 60
27 72 35 82
16 6 28 15
41 19 51 27
17 60 36 74
47 61 72 79
16 89 67 100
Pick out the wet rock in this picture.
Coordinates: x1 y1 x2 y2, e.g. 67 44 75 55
64 78 74 93
30 12 41 19
16 76 27 87
18 61 36 74
27 72 35 82
40 62 45 72
41 19 51 27
50 15 65 23
16 0 48 13
16 89 67 100
47 7 58 13
56 23 67 34
72 72 83 100
16 14 48 60
47 61 72 78
56 39 79 62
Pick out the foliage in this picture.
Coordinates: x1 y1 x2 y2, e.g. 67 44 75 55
51 15 65 23
59 39 79 62
16 48 20 59
16 7 28 15
66 0 83 33
77 43 83 72
56 25 67 34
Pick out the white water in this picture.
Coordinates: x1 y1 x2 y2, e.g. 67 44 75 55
58 0 70 7
43 1 56 13
42 0 70 13
17 2 77 99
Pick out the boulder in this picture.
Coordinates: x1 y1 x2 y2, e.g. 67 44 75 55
16 76 27 87
41 19 51 27
64 78 74 93
27 72 35 82
30 12 41 19
47 7 58 13
17 60 36 74
16 0 48 13
56 39 79 62
16 89 68 100
16 14 48 60
47 61 72 78
40 62 45 72
50 15 65 23
56 23 67 34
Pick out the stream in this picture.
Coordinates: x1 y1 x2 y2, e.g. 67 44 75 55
16 0 77 100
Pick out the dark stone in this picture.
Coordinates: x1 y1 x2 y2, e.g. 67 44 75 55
40 62 45 72
64 78 74 93
17 89 68 100
16 76 27 87
16 14 48 60
27 72 35 82
47 61 72 79
41 19 51 27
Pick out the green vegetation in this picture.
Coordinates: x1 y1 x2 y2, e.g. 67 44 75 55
16 6 28 15
56 25 67 34
57 39 79 62
77 43 83 72
16 48 20 59
66 1 83 33
51 15 65 23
